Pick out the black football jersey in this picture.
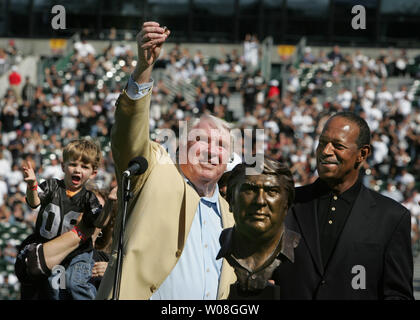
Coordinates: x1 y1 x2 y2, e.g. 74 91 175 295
30 179 102 243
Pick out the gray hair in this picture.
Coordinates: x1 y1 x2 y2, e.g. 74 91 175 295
179 114 232 148
186 114 232 136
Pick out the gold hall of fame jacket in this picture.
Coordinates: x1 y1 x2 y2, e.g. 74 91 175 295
96 88 236 300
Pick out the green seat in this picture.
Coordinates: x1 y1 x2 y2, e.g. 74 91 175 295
1 222 11 230
9 227 18 235
19 234 29 241
2 233 11 240
6 265 14 272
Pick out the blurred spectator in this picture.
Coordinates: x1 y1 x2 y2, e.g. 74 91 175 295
0 274 20 300
74 39 96 58
395 50 409 77
286 67 300 93
243 34 259 72
21 76 36 105
267 80 280 100
8 66 22 102
108 27 117 42
3 241 17 264
403 191 420 218
0 48 7 74
397 168 415 190
327 45 343 63
41 156 63 180
242 77 257 114
0 150 12 179
113 42 131 57
381 182 404 202
63 79 77 97
6 163 24 194
303 47 315 64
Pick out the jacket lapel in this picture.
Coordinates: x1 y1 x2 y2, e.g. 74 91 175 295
217 196 236 299
293 199 324 276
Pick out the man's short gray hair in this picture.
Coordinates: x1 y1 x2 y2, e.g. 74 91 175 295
186 114 232 136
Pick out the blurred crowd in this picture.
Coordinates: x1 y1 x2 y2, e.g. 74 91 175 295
0 40 22 76
0 35 419 298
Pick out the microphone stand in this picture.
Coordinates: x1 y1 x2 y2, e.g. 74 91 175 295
112 174 132 300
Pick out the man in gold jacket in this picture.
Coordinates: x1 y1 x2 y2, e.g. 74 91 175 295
96 21 236 300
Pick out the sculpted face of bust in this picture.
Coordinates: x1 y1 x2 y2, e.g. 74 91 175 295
230 173 289 242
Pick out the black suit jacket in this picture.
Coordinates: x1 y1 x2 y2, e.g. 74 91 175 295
274 180 414 300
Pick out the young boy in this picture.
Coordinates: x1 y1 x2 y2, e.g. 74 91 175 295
15 138 107 300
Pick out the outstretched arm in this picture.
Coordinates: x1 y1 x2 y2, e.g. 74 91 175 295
111 22 170 183
20 217 96 277
42 231 81 269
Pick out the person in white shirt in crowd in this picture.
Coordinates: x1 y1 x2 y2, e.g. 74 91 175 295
376 85 393 112
395 50 408 77
381 182 404 203
0 177 8 207
61 98 79 131
6 163 24 194
397 168 415 190
365 103 383 132
299 108 315 134
113 42 132 57
397 92 412 117
63 79 77 97
371 133 389 166
41 156 64 180
0 144 13 165
287 67 300 93
0 150 12 179
243 33 259 71
214 58 230 74
193 61 206 80
336 87 353 110
74 39 96 58
394 84 408 101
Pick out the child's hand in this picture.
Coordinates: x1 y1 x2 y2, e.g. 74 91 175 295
92 261 108 278
22 160 37 188
108 186 118 201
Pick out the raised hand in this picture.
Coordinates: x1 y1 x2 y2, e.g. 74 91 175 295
133 21 170 83
22 160 37 188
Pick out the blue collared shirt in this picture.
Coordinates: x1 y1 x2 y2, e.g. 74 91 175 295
125 75 153 99
150 183 223 300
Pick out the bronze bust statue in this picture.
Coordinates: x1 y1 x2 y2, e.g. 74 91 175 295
217 158 300 299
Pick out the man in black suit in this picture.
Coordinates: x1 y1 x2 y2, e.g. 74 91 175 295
274 112 414 299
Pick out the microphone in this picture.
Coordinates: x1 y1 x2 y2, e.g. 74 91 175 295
122 156 148 177
114 156 148 300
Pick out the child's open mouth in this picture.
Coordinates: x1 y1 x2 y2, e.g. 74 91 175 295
72 175 81 184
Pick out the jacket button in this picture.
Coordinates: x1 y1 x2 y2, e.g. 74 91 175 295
150 285 157 293
321 280 326 285
175 250 182 258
